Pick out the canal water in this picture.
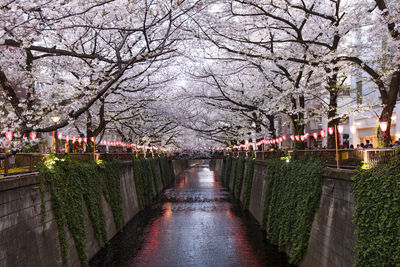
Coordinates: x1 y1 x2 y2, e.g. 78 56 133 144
90 164 292 267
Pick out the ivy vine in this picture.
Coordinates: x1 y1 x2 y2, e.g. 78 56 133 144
133 157 145 208
233 155 245 199
39 156 123 267
353 158 400 266
261 159 324 264
242 156 255 210
148 157 159 195
224 154 232 187
159 155 170 188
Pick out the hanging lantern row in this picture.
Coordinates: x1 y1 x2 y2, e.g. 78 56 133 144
3 131 37 141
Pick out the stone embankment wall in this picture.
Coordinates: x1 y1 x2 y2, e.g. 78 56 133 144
211 158 355 267
0 159 188 267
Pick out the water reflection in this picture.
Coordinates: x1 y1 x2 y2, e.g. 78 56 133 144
90 165 292 267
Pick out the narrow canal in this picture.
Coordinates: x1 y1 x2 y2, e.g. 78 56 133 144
90 163 292 267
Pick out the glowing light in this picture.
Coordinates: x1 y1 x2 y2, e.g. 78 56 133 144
5 131 13 141
313 132 318 140
320 130 326 138
57 132 63 140
29 132 37 140
338 125 344 134
295 135 300 141
350 126 356 134
379 121 388 132
290 135 295 141
328 127 334 135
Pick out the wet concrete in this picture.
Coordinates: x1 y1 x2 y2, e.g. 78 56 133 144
90 164 292 267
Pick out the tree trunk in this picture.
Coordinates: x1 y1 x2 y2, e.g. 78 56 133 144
327 75 339 149
377 71 400 147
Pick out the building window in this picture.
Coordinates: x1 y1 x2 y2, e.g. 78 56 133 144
356 81 362 104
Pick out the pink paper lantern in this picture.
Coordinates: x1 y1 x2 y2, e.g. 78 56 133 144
313 132 318 140
379 121 388 132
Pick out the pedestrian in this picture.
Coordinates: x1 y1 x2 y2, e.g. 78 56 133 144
365 140 372 148
360 143 365 148
350 144 354 149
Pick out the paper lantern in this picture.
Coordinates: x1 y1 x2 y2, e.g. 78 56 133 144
379 121 388 132
78 137 82 144
300 135 305 141
72 137 76 143
29 132 37 140
65 135 70 142
5 131 13 141
295 135 300 141
83 137 87 143
320 130 326 138
57 133 63 140
350 126 356 134
313 132 318 140
279 137 283 142
90 137 95 142
328 127 334 135
290 135 295 141
338 125 344 134
282 135 286 141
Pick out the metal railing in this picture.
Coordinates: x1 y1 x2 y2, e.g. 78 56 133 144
0 152 160 178
230 148 398 169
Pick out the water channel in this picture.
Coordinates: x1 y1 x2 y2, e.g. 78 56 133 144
90 163 292 267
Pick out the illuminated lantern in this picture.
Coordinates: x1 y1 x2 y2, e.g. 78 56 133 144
350 126 356 134
90 137 95 142
5 131 13 141
328 127 334 135
29 132 37 140
57 132 63 140
78 137 82 144
300 135 305 141
72 137 76 143
290 135 295 141
295 135 300 142
65 135 70 142
282 135 286 141
313 132 318 140
338 125 344 134
379 121 388 132
320 130 326 138
279 137 283 142
83 137 87 143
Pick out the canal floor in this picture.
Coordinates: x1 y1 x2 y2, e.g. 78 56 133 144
90 164 292 267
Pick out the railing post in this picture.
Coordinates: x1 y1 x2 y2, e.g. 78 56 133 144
29 154 33 172
4 157 9 177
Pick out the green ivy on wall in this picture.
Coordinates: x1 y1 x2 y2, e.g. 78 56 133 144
149 157 159 195
224 154 232 186
242 156 255 210
261 159 324 264
159 155 170 188
133 157 145 208
233 155 245 199
39 156 123 267
353 159 400 267
141 158 156 204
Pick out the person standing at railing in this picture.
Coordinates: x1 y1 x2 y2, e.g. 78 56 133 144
365 140 373 149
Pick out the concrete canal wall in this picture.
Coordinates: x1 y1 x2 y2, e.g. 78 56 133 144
210 158 356 267
0 159 188 267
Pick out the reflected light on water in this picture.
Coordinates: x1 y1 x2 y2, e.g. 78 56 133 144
163 202 172 219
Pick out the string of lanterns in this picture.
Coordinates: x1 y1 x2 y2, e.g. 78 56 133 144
1 121 391 150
